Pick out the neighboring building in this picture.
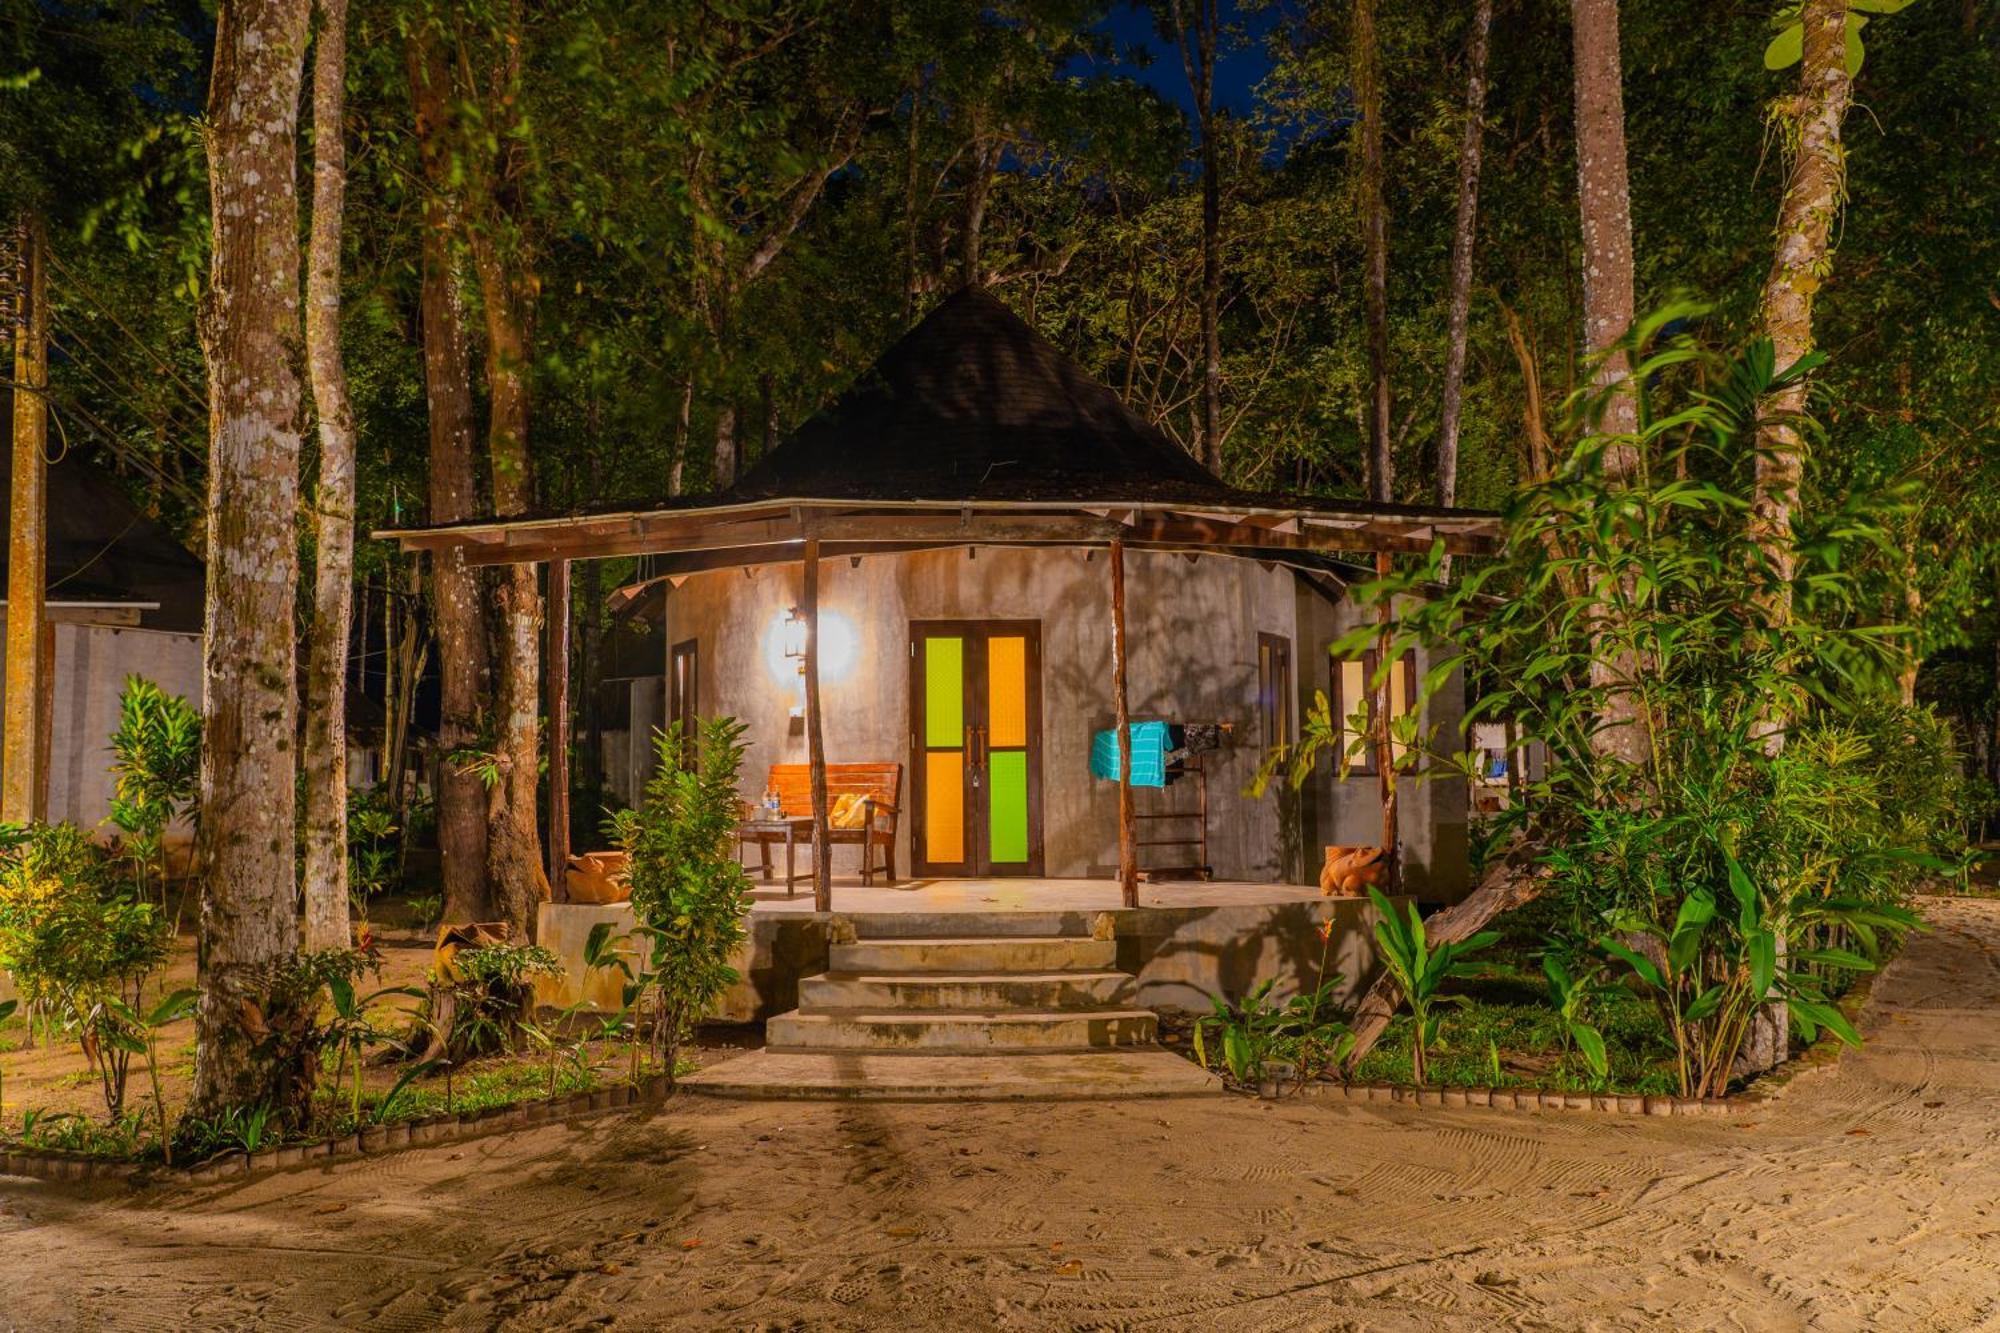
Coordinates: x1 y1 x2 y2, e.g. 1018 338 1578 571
0 452 204 829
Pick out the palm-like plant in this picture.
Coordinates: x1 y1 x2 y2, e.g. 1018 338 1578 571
1367 887 1499 1085
103 986 197 1162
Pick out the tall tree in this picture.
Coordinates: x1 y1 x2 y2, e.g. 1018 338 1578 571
188 0 311 1122
1169 0 1223 475
1353 0 1392 502
1570 0 1647 768
1753 0 1857 611
301 0 356 952
406 30 491 926
456 2 549 938
1436 0 1493 515
1569 0 1639 453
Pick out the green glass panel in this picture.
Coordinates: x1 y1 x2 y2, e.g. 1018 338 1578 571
923 637 963 749
989 750 1029 863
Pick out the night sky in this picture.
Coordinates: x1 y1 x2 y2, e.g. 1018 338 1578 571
1077 0 1286 125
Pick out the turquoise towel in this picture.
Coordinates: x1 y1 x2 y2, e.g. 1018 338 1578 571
1090 721 1170 787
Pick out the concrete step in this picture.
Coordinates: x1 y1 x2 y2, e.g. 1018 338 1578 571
800 970 1136 1012
830 936 1117 974
681 1049 1221 1100
843 910 1104 940
765 1006 1158 1053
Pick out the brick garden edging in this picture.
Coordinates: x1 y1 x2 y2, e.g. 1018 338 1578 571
0 1074 673 1190
1263 958 1888 1116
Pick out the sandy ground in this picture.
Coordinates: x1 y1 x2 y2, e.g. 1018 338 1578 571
2 897 1997 1332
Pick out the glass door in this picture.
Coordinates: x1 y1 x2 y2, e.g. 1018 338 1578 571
909 620 1043 877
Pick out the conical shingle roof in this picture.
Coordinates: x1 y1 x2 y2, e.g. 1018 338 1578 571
728 287 1238 506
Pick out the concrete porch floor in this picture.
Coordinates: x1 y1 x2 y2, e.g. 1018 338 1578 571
745 875 1330 916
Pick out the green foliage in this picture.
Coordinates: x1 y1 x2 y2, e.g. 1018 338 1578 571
1293 319 1955 1096
0 821 168 1118
1540 950 1610 1083
438 942 564 1059
1763 0 1916 76
1367 887 1500 1085
104 676 200 906
621 718 754 1084
1193 976 1354 1089
344 793 402 927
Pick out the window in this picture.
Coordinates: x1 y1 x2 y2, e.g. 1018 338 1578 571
1331 649 1417 776
1257 634 1293 753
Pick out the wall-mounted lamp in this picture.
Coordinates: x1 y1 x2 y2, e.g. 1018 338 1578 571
781 605 809 667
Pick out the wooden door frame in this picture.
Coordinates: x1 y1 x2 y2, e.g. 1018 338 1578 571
668 637 698 760
908 618 1045 877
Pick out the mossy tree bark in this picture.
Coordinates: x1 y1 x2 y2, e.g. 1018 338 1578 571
301 0 356 953
189 0 312 1123
406 30 492 927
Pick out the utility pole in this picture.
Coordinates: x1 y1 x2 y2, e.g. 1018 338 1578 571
3 216 50 823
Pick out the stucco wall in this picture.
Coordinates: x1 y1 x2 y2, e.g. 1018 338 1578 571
0 620 203 832
1295 585 1471 902
656 546 1307 882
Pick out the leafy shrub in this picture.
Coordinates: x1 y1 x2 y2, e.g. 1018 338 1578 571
0 822 169 1118
620 717 753 1084
434 941 563 1059
104 676 200 907
1285 311 1950 1095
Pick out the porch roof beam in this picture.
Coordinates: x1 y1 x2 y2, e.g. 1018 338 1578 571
379 495 1503 564
388 505 1497 569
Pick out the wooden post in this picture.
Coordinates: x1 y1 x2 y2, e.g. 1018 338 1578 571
1372 549 1399 894
545 558 572 898
802 539 832 912
1111 538 1137 908
3 216 49 824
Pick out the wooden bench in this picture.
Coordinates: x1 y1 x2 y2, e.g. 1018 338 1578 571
741 762 901 886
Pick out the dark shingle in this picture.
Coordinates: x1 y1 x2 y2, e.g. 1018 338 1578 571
728 287 1240 505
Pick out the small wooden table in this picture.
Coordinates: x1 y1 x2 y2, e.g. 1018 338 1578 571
737 816 814 896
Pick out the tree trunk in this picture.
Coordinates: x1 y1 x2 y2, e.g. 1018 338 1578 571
961 131 1000 288
1171 0 1223 475
302 0 355 953
467 234 547 942
579 555 604 798
1742 0 1856 1074
759 371 778 462
1355 0 1393 502
668 374 692 498
407 34 490 925
1753 0 1853 615
1436 0 1493 515
1570 0 1647 769
4 215 51 825
714 401 737 490
189 0 312 1125
1569 0 1639 453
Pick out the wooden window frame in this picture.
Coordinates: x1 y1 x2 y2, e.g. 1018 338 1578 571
1257 633 1294 753
1332 648 1417 777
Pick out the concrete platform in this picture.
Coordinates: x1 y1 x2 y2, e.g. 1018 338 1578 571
679 1049 1223 1101
535 877 1396 1022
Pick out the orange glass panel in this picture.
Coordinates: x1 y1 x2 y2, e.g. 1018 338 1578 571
1339 659 1369 758
988 636 1027 749
925 751 964 864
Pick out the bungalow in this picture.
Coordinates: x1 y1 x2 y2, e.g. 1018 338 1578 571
386 288 1502 1095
